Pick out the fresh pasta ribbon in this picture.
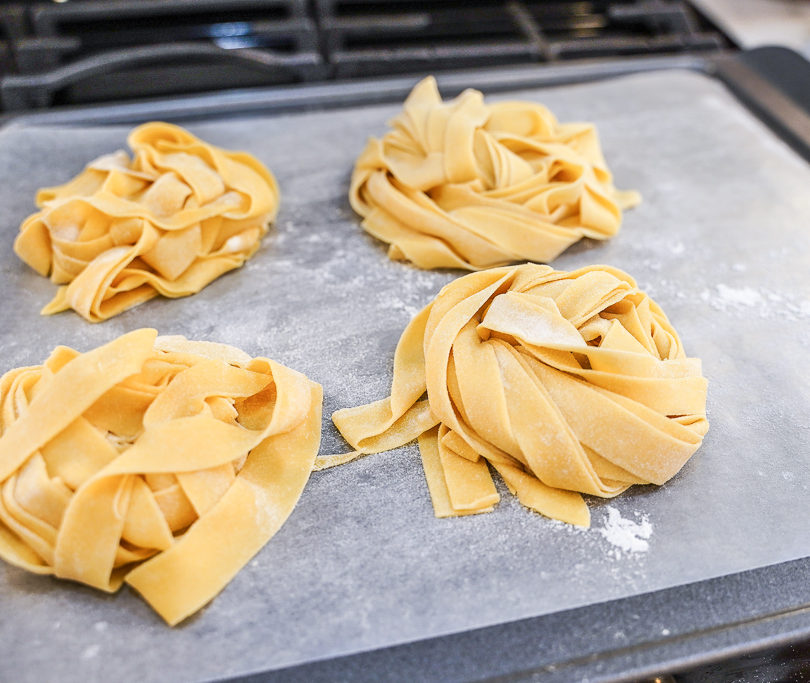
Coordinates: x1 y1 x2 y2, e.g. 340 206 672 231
0 329 322 625
350 76 640 271
328 264 708 527
14 122 280 322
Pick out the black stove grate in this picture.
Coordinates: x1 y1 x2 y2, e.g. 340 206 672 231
319 0 728 78
0 0 733 111
1 0 325 110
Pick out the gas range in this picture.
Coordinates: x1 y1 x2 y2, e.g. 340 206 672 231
1 0 730 111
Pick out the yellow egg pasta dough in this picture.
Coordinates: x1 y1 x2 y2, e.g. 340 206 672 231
14 122 280 322
350 76 640 270
326 264 708 527
0 329 322 625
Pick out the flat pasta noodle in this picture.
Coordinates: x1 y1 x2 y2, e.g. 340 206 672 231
0 329 322 625
14 122 280 322
326 263 708 527
350 76 641 271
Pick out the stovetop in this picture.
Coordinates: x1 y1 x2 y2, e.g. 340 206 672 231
0 0 732 111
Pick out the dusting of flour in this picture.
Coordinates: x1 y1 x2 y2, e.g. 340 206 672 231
699 284 810 321
597 506 652 558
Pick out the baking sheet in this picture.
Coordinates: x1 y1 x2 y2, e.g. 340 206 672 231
1 69 809 682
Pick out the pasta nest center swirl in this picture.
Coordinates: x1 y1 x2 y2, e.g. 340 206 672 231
423 264 709 513
330 263 708 527
350 77 640 270
0 329 322 625
13 122 280 322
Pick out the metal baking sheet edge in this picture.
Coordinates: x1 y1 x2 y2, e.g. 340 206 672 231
244 558 810 683
2 48 810 683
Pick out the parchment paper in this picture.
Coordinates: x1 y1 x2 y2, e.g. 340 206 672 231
0 69 808 682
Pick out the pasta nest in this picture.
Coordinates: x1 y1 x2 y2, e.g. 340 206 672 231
331 264 708 526
350 77 640 271
14 122 279 322
0 329 321 625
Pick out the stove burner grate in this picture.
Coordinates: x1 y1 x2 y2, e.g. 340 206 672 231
0 0 732 111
